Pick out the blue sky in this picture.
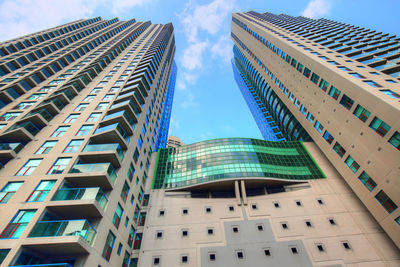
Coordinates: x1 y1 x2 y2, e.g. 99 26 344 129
1 0 399 144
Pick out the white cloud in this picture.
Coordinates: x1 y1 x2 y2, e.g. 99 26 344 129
180 91 197 108
0 0 154 42
211 35 232 64
181 40 209 70
301 0 332 19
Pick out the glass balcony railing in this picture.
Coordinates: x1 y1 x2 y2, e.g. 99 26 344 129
94 123 130 144
28 219 96 245
0 142 23 152
374 62 396 70
69 163 117 183
25 108 54 122
360 57 384 65
52 187 108 210
102 110 135 129
109 99 140 116
5 121 41 136
82 143 124 161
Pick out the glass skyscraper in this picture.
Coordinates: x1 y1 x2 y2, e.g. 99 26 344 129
0 17 176 266
231 11 400 249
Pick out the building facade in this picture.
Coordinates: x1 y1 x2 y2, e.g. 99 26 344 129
231 11 400 249
139 138 399 266
166 136 185 148
0 17 176 267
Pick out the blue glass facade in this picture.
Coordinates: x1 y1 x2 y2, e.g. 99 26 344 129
155 61 177 151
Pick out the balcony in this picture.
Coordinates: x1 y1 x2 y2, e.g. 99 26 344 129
48 187 108 218
108 99 140 121
90 123 130 149
80 143 124 167
116 88 144 108
101 110 135 135
65 163 117 190
0 121 42 143
10 264 73 267
0 142 23 166
24 220 96 255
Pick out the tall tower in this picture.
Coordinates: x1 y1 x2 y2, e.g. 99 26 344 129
231 11 400 248
0 17 176 266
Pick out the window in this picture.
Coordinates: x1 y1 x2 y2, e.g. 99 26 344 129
182 229 188 237
0 182 23 203
305 220 312 227
0 210 36 239
26 180 55 202
83 95 95 102
358 171 377 191
363 80 382 88
339 94 354 110
127 163 135 181
273 202 280 208
317 199 324 205
295 201 302 206
375 190 397 213
369 117 391 137
342 241 351 250
207 228 214 235
63 113 79 123
0 112 21 121
74 103 88 111
380 90 400 99
290 246 298 254
264 249 271 256
156 231 163 239
103 94 114 101
349 72 365 79
16 159 42 176
353 105 371 122
232 226 239 233
333 142 346 158
328 218 336 225
102 231 116 261
228 206 235 212
296 63 303 72
205 207 212 213
318 79 329 91
112 203 123 228
0 249 10 265
28 93 46 100
316 244 325 252
15 102 34 110
310 72 320 84
251 204 258 210
389 132 400 150
306 112 315 124
121 181 130 203
345 155 360 173
36 140 57 154
303 67 311 78
153 257 160 265
236 250 244 259
91 88 102 94
181 255 189 264
122 251 130 267
63 139 83 153
322 130 334 144
96 102 109 110
281 222 288 229
328 85 341 100
300 105 307 115
76 125 93 136
182 208 188 215
86 112 102 122
159 210 165 216
47 157 71 174
257 224 264 231
314 121 324 133
128 226 135 247
208 252 216 261
109 87 119 93
51 126 69 137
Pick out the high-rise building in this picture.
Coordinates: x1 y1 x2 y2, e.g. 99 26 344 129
231 11 400 249
138 138 399 266
0 16 176 267
166 136 185 148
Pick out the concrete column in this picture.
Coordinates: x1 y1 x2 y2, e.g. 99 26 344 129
240 180 248 205
234 180 241 206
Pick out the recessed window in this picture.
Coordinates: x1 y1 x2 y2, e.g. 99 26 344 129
257 224 264 231
232 226 239 233
156 231 163 239
322 130 334 144
295 201 302 206
363 80 382 88
159 210 165 216
317 199 324 205
181 255 189 264
328 218 336 225
209 252 216 261
182 208 188 215
229 205 235 212
273 202 280 208
328 85 341 100
153 257 160 265
316 244 325 252
182 229 188 237
281 222 288 229
205 207 212 213
305 220 312 227
388 131 400 150
251 204 258 210
358 171 377 191
333 142 346 158
290 246 298 254
345 155 360 173
369 116 391 137
207 228 214 235
339 94 354 110
261 248 271 257
353 104 371 122
375 190 398 214
380 90 400 99
342 241 351 249
236 250 244 259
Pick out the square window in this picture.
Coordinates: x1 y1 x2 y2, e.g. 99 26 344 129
153 257 160 265
328 218 336 225
182 208 188 215
229 206 235 212
181 255 188 264
207 228 214 235
209 253 216 261
257 224 264 231
205 207 212 213
316 244 325 252
305 220 312 227
251 204 258 210
296 201 302 206
159 210 165 216
156 231 163 239
236 250 244 259
317 199 324 205
281 223 288 229
264 249 271 256
290 246 298 254
232 226 239 233
182 230 188 237
273 202 280 208
342 242 351 249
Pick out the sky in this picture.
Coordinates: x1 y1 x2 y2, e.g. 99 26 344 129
1 0 399 144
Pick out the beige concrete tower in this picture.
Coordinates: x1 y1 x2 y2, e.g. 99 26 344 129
231 11 400 249
166 136 185 148
0 17 176 267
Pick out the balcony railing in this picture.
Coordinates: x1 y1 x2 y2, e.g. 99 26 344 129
69 162 117 183
82 143 124 161
94 123 130 144
10 263 73 267
52 187 108 210
102 110 135 129
0 142 23 152
28 219 96 245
